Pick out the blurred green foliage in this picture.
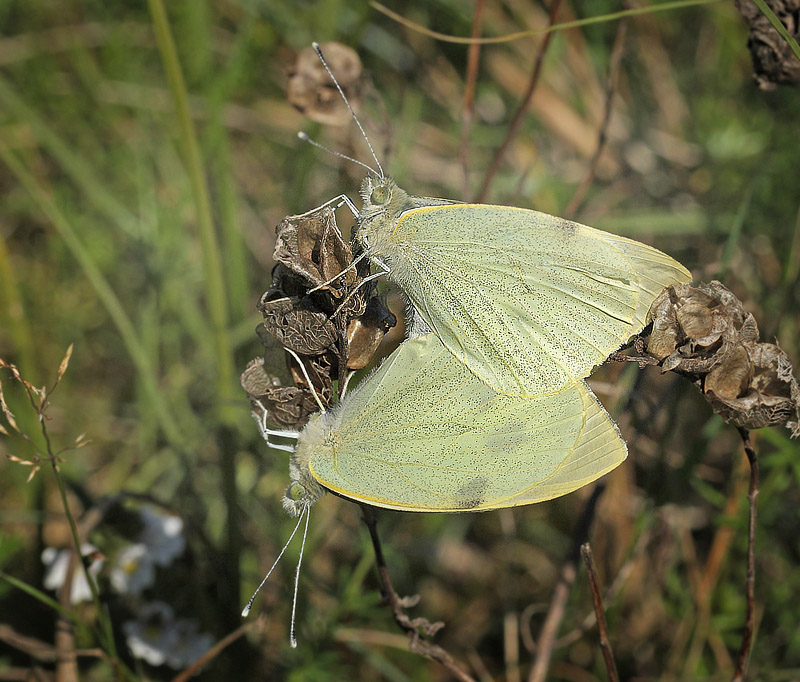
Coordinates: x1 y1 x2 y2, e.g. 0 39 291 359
0 0 799 680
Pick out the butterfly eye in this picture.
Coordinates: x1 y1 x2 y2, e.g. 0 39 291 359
370 185 390 205
286 482 306 501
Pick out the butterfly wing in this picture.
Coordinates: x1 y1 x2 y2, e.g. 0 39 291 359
304 334 627 512
383 204 690 396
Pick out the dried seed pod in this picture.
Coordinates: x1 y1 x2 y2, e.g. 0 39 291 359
705 345 753 400
240 357 320 429
258 295 338 355
246 202 396 430
274 207 364 300
647 293 681 361
734 0 800 90
286 352 334 410
287 42 364 125
346 298 398 370
675 302 714 340
646 280 800 435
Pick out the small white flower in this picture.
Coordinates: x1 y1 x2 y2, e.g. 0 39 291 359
167 619 214 669
123 601 212 669
41 543 102 604
123 602 178 667
139 507 185 566
111 543 155 595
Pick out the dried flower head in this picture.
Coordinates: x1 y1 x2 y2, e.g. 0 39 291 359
243 204 396 430
287 42 365 125
647 281 800 435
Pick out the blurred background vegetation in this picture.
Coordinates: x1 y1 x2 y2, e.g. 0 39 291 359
1 0 799 680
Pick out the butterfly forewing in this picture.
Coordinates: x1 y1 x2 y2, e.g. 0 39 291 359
384 204 691 396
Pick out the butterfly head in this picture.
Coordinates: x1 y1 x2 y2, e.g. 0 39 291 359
282 473 325 517
356 176 413 251
282 413 330 517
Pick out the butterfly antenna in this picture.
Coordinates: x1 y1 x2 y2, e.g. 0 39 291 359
241 507 307 618
286 348 326 413
289 504 311 648
297 132 380 179
312 41 385 180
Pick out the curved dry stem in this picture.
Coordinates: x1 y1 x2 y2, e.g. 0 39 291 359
360 505 476 682
527 484 605 682
732 427 759 682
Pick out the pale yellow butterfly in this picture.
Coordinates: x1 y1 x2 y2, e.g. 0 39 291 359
243 332 626 637
355 180 692 397
280 332 627 515
304 43 692 398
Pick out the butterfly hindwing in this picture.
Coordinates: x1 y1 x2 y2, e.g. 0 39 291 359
304 334 627 512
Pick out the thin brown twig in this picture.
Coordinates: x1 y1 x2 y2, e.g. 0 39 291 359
460 0 485 201
580 543 620 682
527 484 605 682
607 349 660 368
0 625 107 663
54 611 78 682
563 17 628 219
732 427 759 682
556 524 652 649
526 554 577 682
476 0 562 203
170 617 266 682
360 505 476 682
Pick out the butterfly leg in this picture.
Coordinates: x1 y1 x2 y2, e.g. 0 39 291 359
251 399 299 452
288 193 359 220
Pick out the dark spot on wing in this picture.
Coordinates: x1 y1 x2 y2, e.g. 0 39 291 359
559 216 579 236
455 476 489 509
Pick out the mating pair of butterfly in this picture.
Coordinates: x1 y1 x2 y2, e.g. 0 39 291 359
242 44 690 628
269 169 690 514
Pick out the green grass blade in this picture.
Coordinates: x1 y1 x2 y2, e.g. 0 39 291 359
0 75 139 237
0 139 190 448
148 0 236 423
752 0 800 61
